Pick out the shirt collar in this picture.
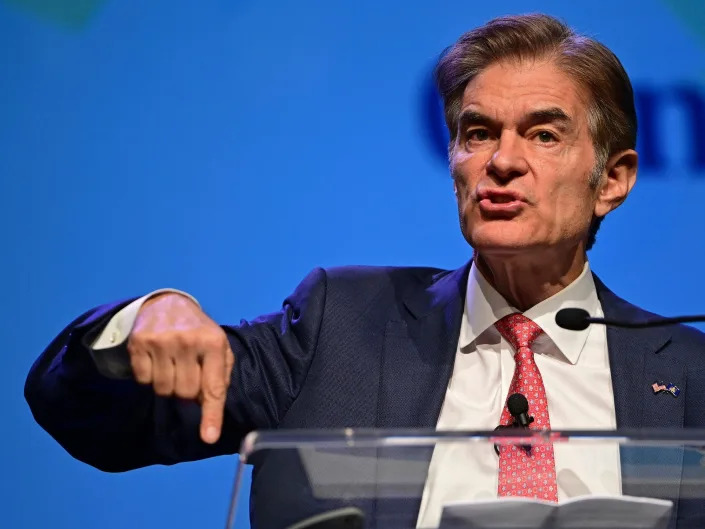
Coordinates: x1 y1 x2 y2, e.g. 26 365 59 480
459 260 600 365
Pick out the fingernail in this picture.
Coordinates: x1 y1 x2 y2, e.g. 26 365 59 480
205 426 218 443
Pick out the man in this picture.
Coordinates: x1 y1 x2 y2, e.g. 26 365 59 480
25 13 705 529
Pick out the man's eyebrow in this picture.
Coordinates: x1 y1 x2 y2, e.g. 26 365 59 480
457 107 574 132
520 107 573 130
458 110 497 129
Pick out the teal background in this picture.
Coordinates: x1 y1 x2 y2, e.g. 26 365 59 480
2 1 704 527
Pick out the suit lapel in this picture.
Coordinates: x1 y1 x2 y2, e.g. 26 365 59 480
595 275 684 527
372 262 469 529
595 274 682 429
377 262 469 429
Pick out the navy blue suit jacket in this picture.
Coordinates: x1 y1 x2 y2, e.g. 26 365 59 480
25 263 705 528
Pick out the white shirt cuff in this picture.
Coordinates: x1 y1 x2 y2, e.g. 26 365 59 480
91 289 200 350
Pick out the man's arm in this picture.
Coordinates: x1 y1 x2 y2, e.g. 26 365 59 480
24 268 328 472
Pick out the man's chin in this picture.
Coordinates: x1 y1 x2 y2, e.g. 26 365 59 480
470 242 541 257
465 228 542 255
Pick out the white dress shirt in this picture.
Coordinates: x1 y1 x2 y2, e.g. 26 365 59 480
91 289 198 350
415 262 621 528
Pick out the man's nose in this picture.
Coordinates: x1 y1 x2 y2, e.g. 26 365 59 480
486 132 529 181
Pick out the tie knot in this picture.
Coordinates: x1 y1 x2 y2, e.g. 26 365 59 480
495 313 543 350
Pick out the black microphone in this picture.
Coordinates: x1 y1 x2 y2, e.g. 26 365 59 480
495 393 533 455
507 393 534 428
556 307 705 331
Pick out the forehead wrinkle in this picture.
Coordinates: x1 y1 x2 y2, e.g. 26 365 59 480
460 60 589 128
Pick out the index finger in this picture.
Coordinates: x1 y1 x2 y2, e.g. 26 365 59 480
199 347 228 444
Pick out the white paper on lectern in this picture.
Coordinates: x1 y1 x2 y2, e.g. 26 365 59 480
437 495 673 529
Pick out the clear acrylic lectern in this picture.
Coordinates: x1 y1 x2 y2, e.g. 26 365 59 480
226 429 705 529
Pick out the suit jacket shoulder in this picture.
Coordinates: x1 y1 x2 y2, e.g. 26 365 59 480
594 273 705 367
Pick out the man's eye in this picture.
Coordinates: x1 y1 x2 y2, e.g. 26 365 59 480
536 131 557 143
467 129 490 141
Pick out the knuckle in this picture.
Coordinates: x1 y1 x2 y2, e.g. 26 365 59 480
200 333 225 353
204 381 227 400
177 329 211 354
172 342 197 362
132 330 192 351
133 331 165 349
172 330 198 349
130 324 223 352
162 330 189 349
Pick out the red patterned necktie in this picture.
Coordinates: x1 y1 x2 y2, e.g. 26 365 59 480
494 313 558 502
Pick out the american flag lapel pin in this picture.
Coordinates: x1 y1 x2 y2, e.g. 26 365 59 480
652 381 680 397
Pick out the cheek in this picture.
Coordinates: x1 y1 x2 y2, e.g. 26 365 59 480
452 155 485 196
547 184 595 232
548 152 597 216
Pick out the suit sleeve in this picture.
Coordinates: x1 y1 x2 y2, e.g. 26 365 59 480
24 267 327 472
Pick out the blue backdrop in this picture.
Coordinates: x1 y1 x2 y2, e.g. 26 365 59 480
3 1 705 528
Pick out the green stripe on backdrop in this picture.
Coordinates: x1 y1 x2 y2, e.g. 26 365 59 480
661 0 705 47
3 0 106 29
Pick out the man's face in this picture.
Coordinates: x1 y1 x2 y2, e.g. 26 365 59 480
451 59 601 256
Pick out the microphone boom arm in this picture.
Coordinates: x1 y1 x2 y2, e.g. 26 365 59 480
593 315 705 328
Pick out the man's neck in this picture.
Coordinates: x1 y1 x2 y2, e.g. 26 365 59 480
473 245 588 312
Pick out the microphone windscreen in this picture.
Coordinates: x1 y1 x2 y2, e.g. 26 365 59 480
507 393 529 416
555 308 591 331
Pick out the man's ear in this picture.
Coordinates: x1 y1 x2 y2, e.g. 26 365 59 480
594 149 638 218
